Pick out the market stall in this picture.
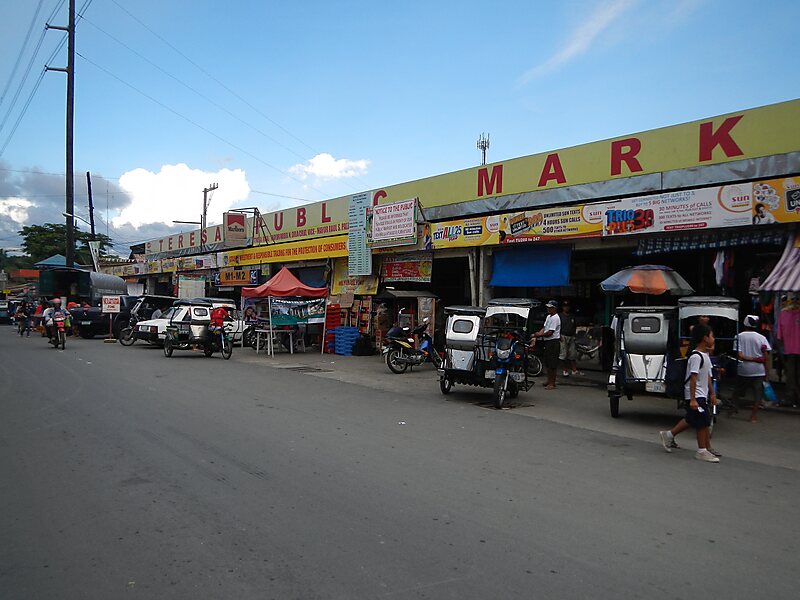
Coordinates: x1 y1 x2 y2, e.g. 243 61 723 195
241 267 327 356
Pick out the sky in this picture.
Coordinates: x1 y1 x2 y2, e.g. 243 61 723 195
1 0 799 257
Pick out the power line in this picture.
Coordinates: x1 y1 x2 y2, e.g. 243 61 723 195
106 0 373 192
79 16 321 168
76 51 329 196
0 166 120 179
108 0 321 158
250 190 315 202
0 0 46 108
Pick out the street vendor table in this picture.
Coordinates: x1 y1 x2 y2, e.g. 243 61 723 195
255 327 294 355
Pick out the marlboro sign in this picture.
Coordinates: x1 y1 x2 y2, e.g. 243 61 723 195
224 212 247 241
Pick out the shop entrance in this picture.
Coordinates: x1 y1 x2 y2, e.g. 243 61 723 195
431 257 471 307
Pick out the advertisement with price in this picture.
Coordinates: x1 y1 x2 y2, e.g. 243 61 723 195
431 204 602 249
601 177 799 237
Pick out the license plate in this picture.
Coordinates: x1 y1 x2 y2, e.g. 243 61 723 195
485 371 496 379
81 321 91 325
646 381 666 394
511 372 525 382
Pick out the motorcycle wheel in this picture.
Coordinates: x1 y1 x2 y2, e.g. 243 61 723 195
243 327 256 348
221 339 232 360
119 327 136 346
526 355 543 378
493 372 508 409
163 339 173 357
509 379 519 399
59 330 66 350
439 376 452 395
386 349 408 374
203 345 214 357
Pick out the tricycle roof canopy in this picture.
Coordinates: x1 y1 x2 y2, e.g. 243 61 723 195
444 305 486 316
242 266 327 299
678 295 739 321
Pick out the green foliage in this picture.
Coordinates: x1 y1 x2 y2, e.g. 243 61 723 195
17 223 113 264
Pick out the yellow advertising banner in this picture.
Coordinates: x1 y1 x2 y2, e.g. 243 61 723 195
432 205 602 249
223 235 349 267
330 258 379 295
751 177 800 224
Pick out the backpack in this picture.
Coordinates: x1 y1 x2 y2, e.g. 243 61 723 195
665 351 704 399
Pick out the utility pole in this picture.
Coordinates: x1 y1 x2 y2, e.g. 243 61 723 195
46 0 76 267
201 182 218 234
86 171 96 240
477 133 490 166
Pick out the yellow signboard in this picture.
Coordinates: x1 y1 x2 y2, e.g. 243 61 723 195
252 200 349 245
223 235 349 267
374 99 800 210
330 258 379 295
432 204 602 249
751 177 800 224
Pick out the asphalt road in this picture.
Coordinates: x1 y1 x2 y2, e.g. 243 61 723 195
2 329 798 599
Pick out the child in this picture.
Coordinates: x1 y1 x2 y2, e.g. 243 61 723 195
660 324 719 463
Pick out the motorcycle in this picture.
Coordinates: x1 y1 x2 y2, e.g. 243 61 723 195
118 313 140 346
50 314 67 350
491 331 527 409
575 327 602 361
205 324 233 360
525 336 544 377
383 317 442 374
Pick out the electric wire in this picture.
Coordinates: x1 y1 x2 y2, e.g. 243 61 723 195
108 0 320 158
0 0 46 108
0 0 91 157
78 16 321 168
106 0 373 191
75 51 329 196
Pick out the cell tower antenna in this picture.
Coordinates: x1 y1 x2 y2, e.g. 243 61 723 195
477 133 490 166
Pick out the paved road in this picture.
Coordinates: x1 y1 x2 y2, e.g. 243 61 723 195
2 330 798 599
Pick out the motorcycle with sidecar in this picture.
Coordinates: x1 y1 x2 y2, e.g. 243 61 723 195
162 299 233 359
607 296 739 417
438 299 538 409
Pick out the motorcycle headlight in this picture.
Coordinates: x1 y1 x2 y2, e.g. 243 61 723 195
497 348 511 359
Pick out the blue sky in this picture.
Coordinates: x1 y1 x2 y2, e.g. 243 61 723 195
1 0 798 255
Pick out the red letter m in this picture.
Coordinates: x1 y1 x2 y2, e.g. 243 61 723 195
477 165 503 197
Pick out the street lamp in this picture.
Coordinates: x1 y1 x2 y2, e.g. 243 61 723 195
63 211 91 228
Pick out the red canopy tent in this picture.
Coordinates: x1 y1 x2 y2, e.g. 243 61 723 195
242 266 327 298
241 267 327 356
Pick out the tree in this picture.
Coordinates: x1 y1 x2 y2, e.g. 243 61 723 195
17 223 113 265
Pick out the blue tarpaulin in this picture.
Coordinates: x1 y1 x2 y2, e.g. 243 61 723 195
490 245 571 288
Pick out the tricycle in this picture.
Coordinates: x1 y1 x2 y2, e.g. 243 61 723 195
438 298 537 409
607 296 739 417
162 299 233 359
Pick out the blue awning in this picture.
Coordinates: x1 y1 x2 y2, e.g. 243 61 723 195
490 245 571 288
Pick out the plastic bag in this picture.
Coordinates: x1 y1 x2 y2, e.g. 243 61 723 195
762 381 778 404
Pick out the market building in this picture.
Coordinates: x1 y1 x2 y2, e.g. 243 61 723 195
116 98 799 355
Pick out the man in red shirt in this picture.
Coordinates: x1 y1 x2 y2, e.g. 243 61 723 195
210 305 230 329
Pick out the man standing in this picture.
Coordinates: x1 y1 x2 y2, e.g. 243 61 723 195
559 301 582 377
534 300 561 390
733 315 772 423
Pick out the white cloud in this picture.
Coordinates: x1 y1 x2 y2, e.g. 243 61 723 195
289 153 369 181
520 0 637 83
0 197 33 223
113 163 250 228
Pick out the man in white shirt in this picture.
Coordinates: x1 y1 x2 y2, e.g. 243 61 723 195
534 300 561 390
734 315 772 423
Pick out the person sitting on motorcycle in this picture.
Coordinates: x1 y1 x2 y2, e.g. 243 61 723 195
209 305 230 338
43 298 70 341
